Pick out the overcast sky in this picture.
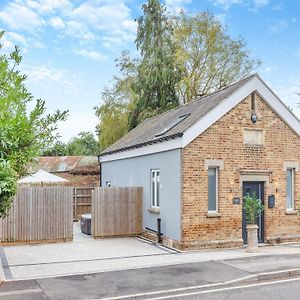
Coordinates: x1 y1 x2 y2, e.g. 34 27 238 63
0 0 299 142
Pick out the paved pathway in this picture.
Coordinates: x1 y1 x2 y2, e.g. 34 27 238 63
1 251 300 299
2 235 300 281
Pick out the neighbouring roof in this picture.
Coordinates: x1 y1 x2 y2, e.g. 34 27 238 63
31 156 99 175
101 74 257 156
18 170 68 184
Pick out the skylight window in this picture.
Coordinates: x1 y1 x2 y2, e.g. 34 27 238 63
155 113 190 137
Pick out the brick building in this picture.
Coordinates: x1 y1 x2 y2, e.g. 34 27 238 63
100 74 300 250
32 156 100 187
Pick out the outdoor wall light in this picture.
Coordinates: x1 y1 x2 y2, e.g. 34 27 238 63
250 92 257 123
251 112 257 123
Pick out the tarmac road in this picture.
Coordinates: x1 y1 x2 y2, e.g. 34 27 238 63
1 253 300 300
162 277 300 300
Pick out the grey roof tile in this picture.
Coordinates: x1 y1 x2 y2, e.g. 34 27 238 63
101 74 256 155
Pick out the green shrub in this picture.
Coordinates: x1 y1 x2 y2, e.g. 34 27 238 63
0 160 17 217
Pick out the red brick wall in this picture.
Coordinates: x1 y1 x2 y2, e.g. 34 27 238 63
181 93 300 249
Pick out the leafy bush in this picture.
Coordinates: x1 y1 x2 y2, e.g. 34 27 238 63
0 160 17 217
243 193 264 224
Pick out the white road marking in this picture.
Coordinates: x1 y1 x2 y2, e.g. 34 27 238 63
99 275 300 300
0 288 42 297
148 276 300 299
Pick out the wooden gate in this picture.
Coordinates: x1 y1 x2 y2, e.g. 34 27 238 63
73 187 93 220
91 187 143 238
0 186 73 244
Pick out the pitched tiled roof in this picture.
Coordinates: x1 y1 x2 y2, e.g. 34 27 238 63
101 74 257 156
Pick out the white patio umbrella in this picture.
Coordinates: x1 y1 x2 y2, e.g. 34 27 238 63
18 169 68 185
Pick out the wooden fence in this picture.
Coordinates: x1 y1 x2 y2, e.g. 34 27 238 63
0 186 73 244
91 187 143 238
73 187 93 220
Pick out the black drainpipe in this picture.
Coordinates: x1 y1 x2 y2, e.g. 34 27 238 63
97 155 102 187
145 218 163 243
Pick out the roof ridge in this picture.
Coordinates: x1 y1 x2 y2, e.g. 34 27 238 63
142 74 257 123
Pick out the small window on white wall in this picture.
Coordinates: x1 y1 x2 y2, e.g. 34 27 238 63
286 168 294 210
151 169 160 208
208 167 218 212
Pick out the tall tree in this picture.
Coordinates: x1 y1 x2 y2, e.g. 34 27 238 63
0 31 68 216
174 12 261 103
129 0 181 129
95 3 261 150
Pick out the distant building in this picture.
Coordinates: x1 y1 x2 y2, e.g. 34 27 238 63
31 156 100 186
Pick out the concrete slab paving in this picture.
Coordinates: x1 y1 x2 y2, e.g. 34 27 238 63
2 235 300 281
1 237 172 280
222 253 300 273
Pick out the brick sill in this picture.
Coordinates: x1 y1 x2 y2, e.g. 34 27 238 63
206 212 221 218
148 207 160 214
285 210 298 215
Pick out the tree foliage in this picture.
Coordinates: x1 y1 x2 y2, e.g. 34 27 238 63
0 160 17 217
95 51 137 150
95 87 129 151
174 12 261 103
128 0 181 129
0 31 68 216
66 132 100 156
95 2 260 150
42 132 100 156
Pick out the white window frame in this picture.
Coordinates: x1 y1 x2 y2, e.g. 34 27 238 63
151 169 160 208
208 167 218 213
286 168 295 210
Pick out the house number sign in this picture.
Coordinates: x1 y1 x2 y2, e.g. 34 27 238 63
232 197 241 205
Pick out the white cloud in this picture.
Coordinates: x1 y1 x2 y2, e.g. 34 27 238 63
212 0 270 10
0 2 45 31
165 0 192 13
67 1 136 46
215 13 227 25
1 31 28 52
268 19 289 33
25 0 72 15
64 20 96 42
272 76 300 118
254 0 269 7
72 49 108 62
57 111 98 143
49 17 65 29
0 0 136 54
295 49 300 57
2 39 14 51
22 63 81 95
6 32 27 44
211 0 241 10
